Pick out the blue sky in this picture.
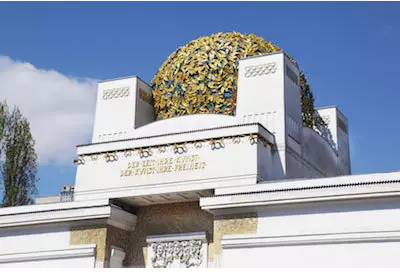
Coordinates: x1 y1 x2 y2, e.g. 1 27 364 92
0 2 399 196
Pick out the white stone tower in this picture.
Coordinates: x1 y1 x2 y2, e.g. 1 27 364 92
91 76 154 143
236 51 350 179
237 51 303 179
317 106 351 175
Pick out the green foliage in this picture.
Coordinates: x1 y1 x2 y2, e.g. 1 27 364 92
299 72 326 130
300 72 315 128
0 100 38 207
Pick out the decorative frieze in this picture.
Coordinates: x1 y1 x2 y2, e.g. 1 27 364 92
103 87 130 100
98 132 128 142
74 133 273 165
105 152 118 162
244 62 277 78
150 240 203 268
73 157 85 165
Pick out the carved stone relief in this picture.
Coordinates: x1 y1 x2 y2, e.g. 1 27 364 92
124 202 213 268
150 240 203 268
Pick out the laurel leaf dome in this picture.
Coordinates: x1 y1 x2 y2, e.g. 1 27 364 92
151 32 300 120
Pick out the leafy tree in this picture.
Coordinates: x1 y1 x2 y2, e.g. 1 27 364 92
0 101 38 207
0 102 7 156
300 72 316 128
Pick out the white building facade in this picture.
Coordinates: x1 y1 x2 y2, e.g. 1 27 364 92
0 52 399 268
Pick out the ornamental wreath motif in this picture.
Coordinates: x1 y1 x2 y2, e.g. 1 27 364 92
151 31 329 144
150 240 203 268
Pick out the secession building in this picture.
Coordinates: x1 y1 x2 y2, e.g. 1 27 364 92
1 32 399 268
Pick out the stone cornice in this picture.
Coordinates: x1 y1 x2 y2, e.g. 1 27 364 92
201 188 400 214
74 174 258 202
221 231 400 249
146 232 207 243
0 244 96 264
0 199 109 216
76 123 274 157
215 171 400 195
0 201 137 231
201 171 400 215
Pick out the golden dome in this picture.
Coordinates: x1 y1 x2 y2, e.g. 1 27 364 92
151 32 306 121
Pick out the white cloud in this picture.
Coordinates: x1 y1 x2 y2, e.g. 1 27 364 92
0 56 98 165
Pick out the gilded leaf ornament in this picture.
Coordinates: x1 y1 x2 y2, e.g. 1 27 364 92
151 31 325 133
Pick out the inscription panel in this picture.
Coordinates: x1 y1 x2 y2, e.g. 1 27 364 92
121 155 207 177
74 135 268 197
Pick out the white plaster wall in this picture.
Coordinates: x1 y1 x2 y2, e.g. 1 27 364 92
338 127 351 174
256 198 400 236
92 77 138 143
0 256 95 268
134 78 154 129
285 150 315 179
75 135 262 200
283 56 302 146
302 127 338 177
236 52 312 181
222 242 400 268
237 53 288 180
257 141 274 180
87 51 346 193
317 107 338 146
0 225 70 255
317 106 351 175
131 114 237 138
237 53 285 146
220 198 400 267
0 226 97 268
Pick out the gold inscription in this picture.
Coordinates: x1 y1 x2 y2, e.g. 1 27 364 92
120 155 207 177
